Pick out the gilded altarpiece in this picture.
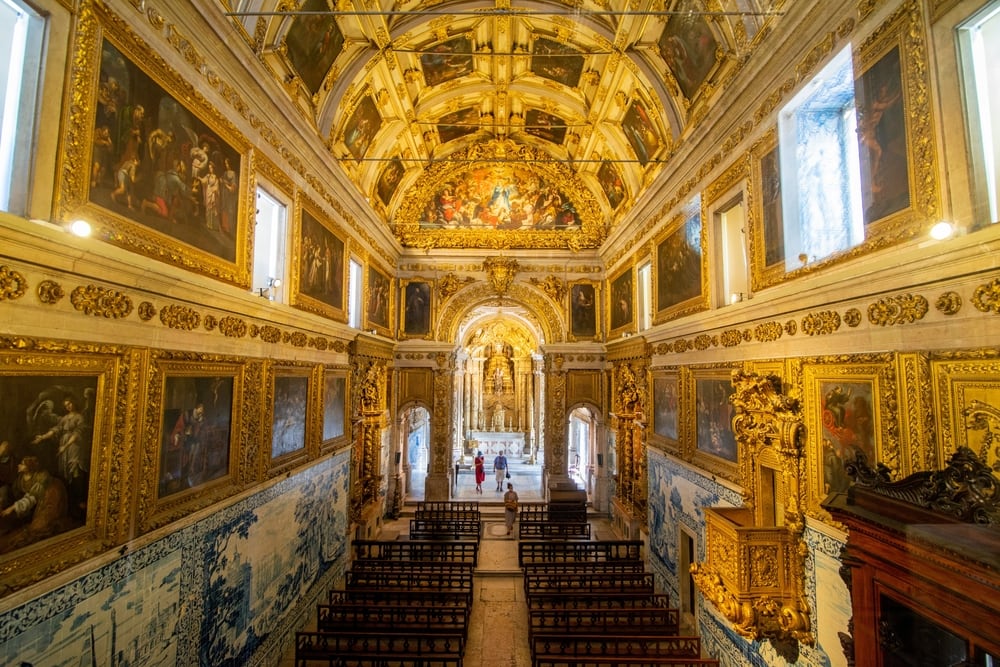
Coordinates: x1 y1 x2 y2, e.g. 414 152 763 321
544 355 568 476
428 352 457 501
610 349 649 522
349 337 392 528
692 371 813 652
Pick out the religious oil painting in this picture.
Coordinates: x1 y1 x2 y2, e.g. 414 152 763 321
270 371 310 462
343 95 382 161
525 109 568 145
437 107 480 144
855 45 909 225
531 37 585 87
417 165 580 230
598 160 627 211
366 264 393 334
292 201 347 321
759 142 784 268
157 372 236 500
658 4 719 101
80 32 249 286
0 371 103 556
284 0 344 95
402 279 433 338
655 202 704 321
569 281 599 341
376 156 405 208
652 374 680 445
321 370 347 446
421 36 474 87
622 99 660 167
608 266 634 334
694 376 737 464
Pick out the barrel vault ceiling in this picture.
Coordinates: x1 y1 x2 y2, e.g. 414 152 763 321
225 0 781 251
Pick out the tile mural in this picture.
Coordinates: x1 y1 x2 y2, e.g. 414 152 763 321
1 452 351 666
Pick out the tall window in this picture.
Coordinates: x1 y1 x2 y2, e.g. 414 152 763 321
636 261 651 331
252 187 287 302
778 45 864 268
715 196 749 306
348 257 363 328
0 0 44 214
958 1 1000 227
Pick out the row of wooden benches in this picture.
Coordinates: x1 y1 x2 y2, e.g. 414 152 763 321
522 540 719 667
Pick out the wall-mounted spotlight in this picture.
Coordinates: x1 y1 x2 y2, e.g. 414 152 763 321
68 220 92 237
257 277 282 299
929 220 956 241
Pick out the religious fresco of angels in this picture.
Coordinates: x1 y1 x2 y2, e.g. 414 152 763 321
285 0 344 96
531 38 585 88
421 36 474 87
437 107 480 144
658 6 719 101
343 95 381 161
525 109 567 145
417 166 580 230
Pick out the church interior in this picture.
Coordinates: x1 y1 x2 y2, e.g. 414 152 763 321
1 0 999 665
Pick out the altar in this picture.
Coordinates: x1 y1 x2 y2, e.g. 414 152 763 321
469 431 525 458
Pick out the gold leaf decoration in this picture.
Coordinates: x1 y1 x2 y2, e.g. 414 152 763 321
529 275 567 302
36 280 65 305
437 272 475 300
867 294 929 326
218 316 248 338
138 301 156 321
483 256 520 295
935 291 962 315
754 321 783 343
71 285 134 319
259 325 282 343
203 314 218 330
720 329 743 347
843 308 862 327
784 319 797 336
0 265 28 301
971 277 1000 314
800 310 840 336
694 334 713 350
158 304 200 330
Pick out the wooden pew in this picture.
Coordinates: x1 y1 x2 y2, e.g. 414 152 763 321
329 589 470 608
317 602 469 636
519 540 643 566
531 634 706 665
345 569 473 605
533 659 719 667
528 606 680 638
352 538 479 565
349 560 474 576
415 507 482 522
522 561 646 576
416 501 480 513
518 521 591 539
409 518 482 540
524 572 655 596
295 630 465 666
519 502 587 523
527 593 672 611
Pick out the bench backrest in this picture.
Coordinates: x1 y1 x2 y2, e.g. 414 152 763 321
527 593 672 610
524 572 655 594
531 634 703 658
519 540 644 565
352 539 479 565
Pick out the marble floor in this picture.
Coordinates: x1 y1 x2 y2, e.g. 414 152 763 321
280 507 618 667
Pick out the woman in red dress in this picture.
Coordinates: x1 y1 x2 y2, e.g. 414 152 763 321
474 451 485 494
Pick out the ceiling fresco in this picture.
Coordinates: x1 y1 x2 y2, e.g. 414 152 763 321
227 0 781 249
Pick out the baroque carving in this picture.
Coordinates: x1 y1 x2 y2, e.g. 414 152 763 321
71 285 134 319
800 310 840 336
843 308 862 327
971 277 1000 314
36 280 64 304
158 304 200 330
483 256 519 295
935 291 962 315
138 301 156 321
529 275 566 302
436 272 475 300
867 294 928 326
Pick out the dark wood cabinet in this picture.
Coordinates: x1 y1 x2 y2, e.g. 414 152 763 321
823 448 1000 667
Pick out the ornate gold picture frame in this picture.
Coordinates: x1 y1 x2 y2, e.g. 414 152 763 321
748 128 786 291
607 264 635 338
59 4 252 288
652 199 709 324
0 345 122 594
688 365 740 482
930 353 1000 471
290 194 348 322
568 280 601 342
400 278 434 340
649 368 682 455
265 363 313 477
139 355 245 532
801 354 900 513
365 261 394 336
320 367 349 453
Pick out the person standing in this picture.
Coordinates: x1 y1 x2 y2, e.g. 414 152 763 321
503 482 519 536
492 450 508 491
474 451 485 494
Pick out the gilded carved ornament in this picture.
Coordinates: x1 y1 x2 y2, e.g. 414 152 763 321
483 256 520 295
71 285 134 319
36 280 64 305
935 291 962 315
972 277 1000 314
529 275 567 303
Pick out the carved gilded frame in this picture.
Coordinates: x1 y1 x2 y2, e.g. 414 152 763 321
607 263 636 339
748 127 786 291
0 345 123 596
58 3 253 288
264 362 314 478
651 201 709 325
930 352 1000 471
138 355 246 533
649 367 683 456
319 366 350 454
290 194 349 322
567 279 601 343
364 260 394 337
688 365 741 483
800 354 901 515
400 277 435 340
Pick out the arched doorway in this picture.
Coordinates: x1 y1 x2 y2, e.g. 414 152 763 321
401 405 430 499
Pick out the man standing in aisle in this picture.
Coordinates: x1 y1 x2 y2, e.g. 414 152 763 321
492 450 508 491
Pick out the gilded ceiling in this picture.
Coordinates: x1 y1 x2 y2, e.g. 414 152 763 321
228 0 779 249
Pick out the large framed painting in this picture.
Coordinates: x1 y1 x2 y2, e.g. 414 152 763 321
851 8 937 235
569 281 600 342
401 278 433 339
0 348 119 584
597 160 627 212
658 6 720 101
525 109 568 145
802 355 900 512
343 94 382 162
320 368 348 452
421 36 474 86
749 128 787 290
283 0 345 96
140 357 244 530
376 157 405 209
690 367 739 481
290 196 347 321
622 99 661 167
365 263 393 336
531 37 585 87
608 265 634 337
266 365 312 474
60 6 252 287
653 199 707 323
930 354 1000 472
651 370 681 454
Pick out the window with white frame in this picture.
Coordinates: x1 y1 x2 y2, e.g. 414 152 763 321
252 187 287 302
0 0 44 214
715 195 749 306
958 1 1000 228
778 45 864 268
636 261 651 330
348 257 363 328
